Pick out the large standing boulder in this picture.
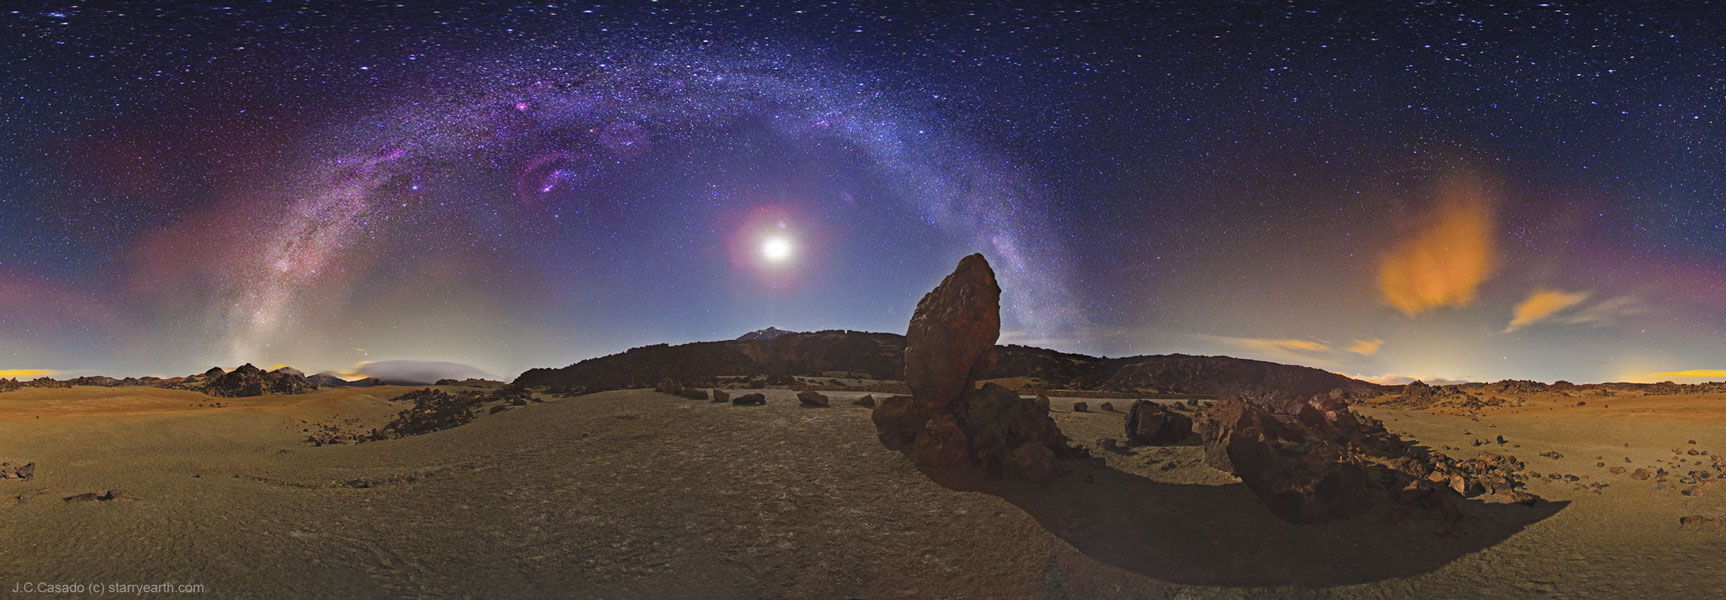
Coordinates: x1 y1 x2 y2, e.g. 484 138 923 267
874 254 1087 482
903 254 1001 414
1125 400 1193 445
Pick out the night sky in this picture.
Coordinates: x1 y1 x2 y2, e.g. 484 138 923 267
2 2 1722 384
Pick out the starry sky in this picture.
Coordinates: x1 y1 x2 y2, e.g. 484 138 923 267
2 2 1722 384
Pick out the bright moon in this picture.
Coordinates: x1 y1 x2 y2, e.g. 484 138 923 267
762 236 793 262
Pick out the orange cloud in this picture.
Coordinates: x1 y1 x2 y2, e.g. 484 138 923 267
1348 338 1384 355
1504 289 1591 332
1377 182 1496 316
1631 369 1726 382
0 369 58 378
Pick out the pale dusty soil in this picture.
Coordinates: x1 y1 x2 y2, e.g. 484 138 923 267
1 387 1722 598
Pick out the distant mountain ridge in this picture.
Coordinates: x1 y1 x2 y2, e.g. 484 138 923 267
736 327 796 341
514 329 1384 398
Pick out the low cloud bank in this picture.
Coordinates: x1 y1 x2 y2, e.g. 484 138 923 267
343 360 496 385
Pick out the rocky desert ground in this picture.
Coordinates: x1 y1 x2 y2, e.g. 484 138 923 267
2 382 1722 599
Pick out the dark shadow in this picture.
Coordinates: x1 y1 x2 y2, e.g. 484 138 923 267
921 462 1568 588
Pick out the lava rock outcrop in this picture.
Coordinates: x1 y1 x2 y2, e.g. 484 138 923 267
872 254 1088 482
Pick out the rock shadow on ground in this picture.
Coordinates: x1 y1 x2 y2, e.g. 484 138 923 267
922 462 1568 588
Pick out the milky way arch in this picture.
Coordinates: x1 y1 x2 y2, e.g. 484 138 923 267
226 55 1078 360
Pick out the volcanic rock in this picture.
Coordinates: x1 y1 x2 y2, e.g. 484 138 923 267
873 254 1088 482
853 394 876 408
903 253 1001 414
797 390 830 407
63 490 137 503
1199 393 1375 523
197 363 317 398
732 393 767 406
711 389 730 403
911 414 972 468
1125 400 1193 445
366 389 476 439
1034 393 1051 410
1073 401 1089 413
871 395 924 449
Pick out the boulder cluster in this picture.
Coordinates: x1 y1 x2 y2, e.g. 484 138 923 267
305 386 543 445
1198 391 1539 524
871 254 1089 482
196 364 318 398
367 389 476 439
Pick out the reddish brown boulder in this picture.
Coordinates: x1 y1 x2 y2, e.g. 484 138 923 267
853 394 876 408
903 253 1000 413
874 254 1088 482
912 414 972 468
797 390 830 407
962 383 1087 469
1006 442 1057 482
1125 400 1193 445
871 395 925 449
710 389 730 403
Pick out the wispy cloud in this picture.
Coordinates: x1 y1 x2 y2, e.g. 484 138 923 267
1377 179 1496 316
338 360 496 385
1561 295 1644 326
1503 291 1644 333
1504 289 1591 332
1208 336 1330 353
1199 335 1339 366
1348 338 1384 355
1344 372 1473 386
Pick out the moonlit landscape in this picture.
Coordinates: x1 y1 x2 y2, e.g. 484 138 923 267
2 2 1723 598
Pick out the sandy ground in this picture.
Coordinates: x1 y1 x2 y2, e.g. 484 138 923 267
1 386 1722 598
